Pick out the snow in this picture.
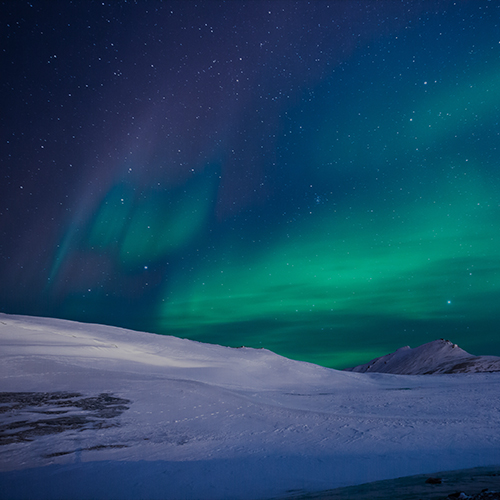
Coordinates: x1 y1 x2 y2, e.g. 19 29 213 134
1 313 499 499
345 339 500 374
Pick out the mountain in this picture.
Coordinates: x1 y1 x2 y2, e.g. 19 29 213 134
345 339 500 375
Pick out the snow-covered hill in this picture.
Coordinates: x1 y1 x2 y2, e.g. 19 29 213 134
345 339 500 375
1 314 500 500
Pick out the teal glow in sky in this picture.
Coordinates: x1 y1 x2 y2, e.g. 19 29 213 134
1 1 499 368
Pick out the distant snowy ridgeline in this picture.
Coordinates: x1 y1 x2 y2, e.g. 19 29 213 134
345 339 500 375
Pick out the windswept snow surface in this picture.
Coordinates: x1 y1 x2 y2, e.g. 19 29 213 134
345 339 500 375
0 314 499 500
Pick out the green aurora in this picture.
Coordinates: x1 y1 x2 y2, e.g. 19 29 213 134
3 1 500 369
156 55 500 367
158 167 500 367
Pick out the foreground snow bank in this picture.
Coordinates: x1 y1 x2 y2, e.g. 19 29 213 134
1 313 499 499
2 457 500 500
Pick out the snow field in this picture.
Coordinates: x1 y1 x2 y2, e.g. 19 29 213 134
1 313 499 499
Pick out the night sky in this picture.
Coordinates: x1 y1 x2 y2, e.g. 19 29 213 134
2 0 500 368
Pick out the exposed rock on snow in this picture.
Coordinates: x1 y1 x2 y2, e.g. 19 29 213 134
0 392 130 447
345 339 500 375
449 491 500 500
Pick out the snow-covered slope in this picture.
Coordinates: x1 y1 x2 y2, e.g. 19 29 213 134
1 314 500 500
345 339 500 375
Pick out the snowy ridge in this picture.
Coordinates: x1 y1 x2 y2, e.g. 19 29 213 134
1 314 500 500
0 313 365 392
345 339 500 375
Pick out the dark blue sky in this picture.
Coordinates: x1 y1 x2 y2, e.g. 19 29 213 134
2 1 500 367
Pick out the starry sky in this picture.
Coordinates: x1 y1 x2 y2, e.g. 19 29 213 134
2 0 500 368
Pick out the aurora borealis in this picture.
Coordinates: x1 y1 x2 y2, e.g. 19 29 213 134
2 1 500 368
